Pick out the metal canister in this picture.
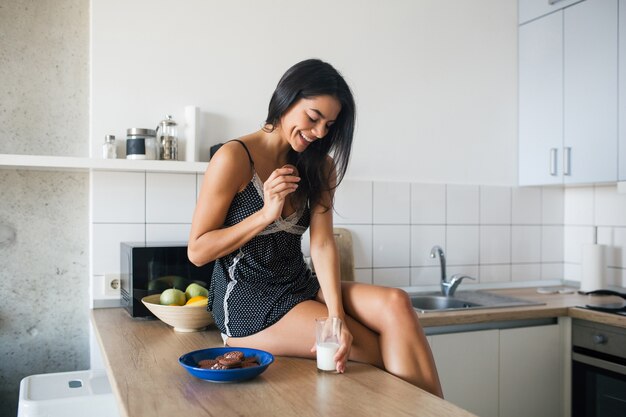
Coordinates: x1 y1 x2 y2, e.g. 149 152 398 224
156 115 178 160
126 128 157 160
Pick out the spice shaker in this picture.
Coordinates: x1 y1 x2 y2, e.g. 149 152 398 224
156 115 178 160
102 135 117 159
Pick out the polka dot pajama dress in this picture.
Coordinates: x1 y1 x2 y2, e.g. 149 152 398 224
208 140 320 338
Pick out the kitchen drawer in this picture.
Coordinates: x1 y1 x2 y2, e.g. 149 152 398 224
519 0 584 24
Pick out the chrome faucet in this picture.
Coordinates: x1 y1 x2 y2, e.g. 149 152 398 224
429 245 476 297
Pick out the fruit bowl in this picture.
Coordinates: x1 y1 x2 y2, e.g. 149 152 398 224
141 294 214 332
179 347 274 383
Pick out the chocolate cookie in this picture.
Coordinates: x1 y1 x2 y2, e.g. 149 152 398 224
218 357 243 369
223 350 245 361
198 359 218 369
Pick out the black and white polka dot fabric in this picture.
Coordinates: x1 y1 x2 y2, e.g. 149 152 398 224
208 142 320 338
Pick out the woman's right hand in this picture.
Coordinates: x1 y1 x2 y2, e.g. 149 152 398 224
261 165 300 222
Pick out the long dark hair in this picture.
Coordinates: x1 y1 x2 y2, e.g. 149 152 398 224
265 59 355 212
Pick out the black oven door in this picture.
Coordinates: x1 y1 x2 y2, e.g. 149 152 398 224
572 351 626 417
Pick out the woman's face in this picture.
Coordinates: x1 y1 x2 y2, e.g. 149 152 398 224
278 95 342 153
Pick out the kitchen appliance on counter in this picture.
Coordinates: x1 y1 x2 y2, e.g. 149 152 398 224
120 242 213 318
579 289 626 316
572 319 626 417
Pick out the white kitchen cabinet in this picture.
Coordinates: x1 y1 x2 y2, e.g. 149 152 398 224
430 330 500 417
518 0 582 24
518 12 563 186
518 0 619 186
618 0 626 181
563 0 618 184
499 324 562 417
429 322 565 417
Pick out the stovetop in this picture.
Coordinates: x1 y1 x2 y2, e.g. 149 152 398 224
579 305 626 317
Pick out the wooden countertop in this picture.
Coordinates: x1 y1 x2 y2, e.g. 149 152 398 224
91 308 475 417
91 287 625 417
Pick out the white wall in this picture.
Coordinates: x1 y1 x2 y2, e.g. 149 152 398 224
91 0 518 185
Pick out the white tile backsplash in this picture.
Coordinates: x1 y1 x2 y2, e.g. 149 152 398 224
146 173 196 223
354 268 372 284
512 187 542 224
479 225 511 264
480 186 511 224
479 264 511 283
373 225 410 268
446 185 479 224
410 225 445 267
595 185 626 226
345 225 373 268
511 264 541 281
146 223 192 243
541 226 564 263
410 266 440 286
563 226 595 263
373 268 410 287
597 226 626 268
373 181 410 224
411 183 446 224
92 171 145 223
446 226 479 265
541 263 563 280
564 187 594 225
541 187 564 225
511 225 541 263
92 175 626 290
92 223 145 275
334 180 372 224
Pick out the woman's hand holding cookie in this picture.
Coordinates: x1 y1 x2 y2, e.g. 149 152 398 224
261 164 300 222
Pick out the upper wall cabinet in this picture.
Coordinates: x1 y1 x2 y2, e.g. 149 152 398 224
518 0 582 24
518 0 619 186
519 12 564 185
618 0 626 181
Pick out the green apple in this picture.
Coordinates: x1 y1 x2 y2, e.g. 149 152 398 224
185 283 208 300
160 288 186 306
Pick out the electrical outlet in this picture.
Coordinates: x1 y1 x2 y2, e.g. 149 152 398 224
104 273 121 297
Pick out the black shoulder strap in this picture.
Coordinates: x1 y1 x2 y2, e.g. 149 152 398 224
230 139 254 166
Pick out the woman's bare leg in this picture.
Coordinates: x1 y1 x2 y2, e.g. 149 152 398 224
227 299 384 368
228 283 442 398
326 282 443 397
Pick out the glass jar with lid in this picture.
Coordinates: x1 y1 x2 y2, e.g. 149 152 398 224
156 115 178 160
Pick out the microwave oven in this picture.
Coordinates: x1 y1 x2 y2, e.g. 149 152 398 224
120 242 214 318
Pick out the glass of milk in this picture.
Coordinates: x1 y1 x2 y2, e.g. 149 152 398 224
315 317 342 372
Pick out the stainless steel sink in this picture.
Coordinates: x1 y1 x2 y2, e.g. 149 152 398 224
411 295 481 311
409 291 543 313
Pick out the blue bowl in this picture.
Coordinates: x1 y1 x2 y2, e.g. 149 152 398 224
179 347 274 383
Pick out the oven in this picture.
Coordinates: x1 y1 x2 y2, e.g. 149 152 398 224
572 319 626 417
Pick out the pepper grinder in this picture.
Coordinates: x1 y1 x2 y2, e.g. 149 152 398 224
156 115 178 160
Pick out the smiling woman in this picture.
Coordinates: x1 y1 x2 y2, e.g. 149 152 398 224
187 59 443 397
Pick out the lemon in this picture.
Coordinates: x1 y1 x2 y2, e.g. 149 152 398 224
185 296 208 307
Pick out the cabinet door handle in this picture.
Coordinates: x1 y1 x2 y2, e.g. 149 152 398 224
550 148 558 176
548 0 568 5
564 147 572 176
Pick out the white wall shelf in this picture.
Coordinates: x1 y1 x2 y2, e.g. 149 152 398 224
0 154 208 173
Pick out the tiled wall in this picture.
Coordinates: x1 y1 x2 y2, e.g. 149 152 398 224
91 171 200 279
564 185 626 287
92 173 626 292
313 180 566 289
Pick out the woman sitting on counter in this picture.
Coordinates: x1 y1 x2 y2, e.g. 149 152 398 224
188 58 442 397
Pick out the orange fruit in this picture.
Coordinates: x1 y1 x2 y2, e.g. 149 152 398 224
185 296 208 306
